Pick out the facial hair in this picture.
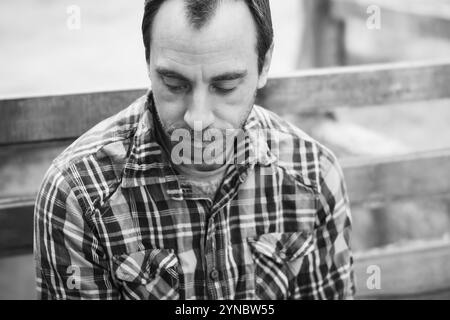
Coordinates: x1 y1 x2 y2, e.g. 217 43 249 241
156 89 257 171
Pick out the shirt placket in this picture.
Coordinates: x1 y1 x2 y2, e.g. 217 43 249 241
204 218 220 299
179 180 222 299
164 132 255 299
202 165 252 299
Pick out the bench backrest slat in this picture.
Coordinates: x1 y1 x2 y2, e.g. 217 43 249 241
342 149 450 204
354 240 450 299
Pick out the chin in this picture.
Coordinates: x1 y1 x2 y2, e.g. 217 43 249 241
192 163 226 172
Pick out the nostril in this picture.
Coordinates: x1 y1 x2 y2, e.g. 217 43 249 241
184 110 215 130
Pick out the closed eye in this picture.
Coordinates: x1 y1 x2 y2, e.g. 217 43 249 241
161 76 190 92
211 80 241 94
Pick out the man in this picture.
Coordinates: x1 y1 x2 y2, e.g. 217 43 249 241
34 0 355 299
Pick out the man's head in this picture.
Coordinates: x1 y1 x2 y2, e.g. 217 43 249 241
142 0 274 170
143 0 273 74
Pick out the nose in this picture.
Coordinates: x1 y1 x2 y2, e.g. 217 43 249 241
184 88 215 131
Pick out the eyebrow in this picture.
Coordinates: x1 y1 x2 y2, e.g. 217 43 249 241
156 67 247 82
211 71 248 82
156 68 190 82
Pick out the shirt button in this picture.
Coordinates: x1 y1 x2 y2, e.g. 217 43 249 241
209 269 219 281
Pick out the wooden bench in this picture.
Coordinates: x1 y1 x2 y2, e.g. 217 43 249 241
1 58 450 299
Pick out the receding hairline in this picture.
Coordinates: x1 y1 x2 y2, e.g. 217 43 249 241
151 0 258 46
143 0 274 72
184 0 223 30
166 0 247 31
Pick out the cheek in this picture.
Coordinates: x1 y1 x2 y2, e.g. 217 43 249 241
151 76 176 102
214 89 256 127
152 86 186 127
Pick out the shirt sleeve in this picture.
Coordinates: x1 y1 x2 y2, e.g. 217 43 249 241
292 150 355 299
34 164 120 299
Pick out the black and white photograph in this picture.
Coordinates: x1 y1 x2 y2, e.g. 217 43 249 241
0 0 450 303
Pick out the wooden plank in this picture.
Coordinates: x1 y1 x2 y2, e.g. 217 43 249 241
1 60 450 144
0 141 70 200
0 205 34 257
354 239 450 299
342 149 450 205
331 0 450 39
0 89 146 144
256 59 450 116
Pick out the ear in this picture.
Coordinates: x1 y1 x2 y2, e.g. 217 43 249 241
257 43 274 89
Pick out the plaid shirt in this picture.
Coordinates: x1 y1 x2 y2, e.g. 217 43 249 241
34 92 355 300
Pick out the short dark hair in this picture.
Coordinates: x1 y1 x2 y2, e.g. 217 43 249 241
142 0 273 73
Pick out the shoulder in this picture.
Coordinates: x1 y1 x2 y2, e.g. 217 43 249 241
53 95 147 167
41 95 149 213
252 105 343 193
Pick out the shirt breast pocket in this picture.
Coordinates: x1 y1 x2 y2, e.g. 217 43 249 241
112 248 181 300
247 231 315 300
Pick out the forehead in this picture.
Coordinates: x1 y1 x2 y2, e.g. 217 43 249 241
150 0 258 67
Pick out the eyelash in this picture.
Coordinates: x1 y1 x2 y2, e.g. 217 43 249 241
212 86 236 94
166 83 190 93
165 83 236 95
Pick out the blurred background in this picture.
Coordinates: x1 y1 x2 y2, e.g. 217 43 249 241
1 0 450 299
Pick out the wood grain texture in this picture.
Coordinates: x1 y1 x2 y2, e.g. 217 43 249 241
0 141 70 201
342 149 450 204
256 60 450 116
0 89 146 144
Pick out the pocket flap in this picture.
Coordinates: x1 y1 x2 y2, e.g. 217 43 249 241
113 248 178 283
248 231 314 263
